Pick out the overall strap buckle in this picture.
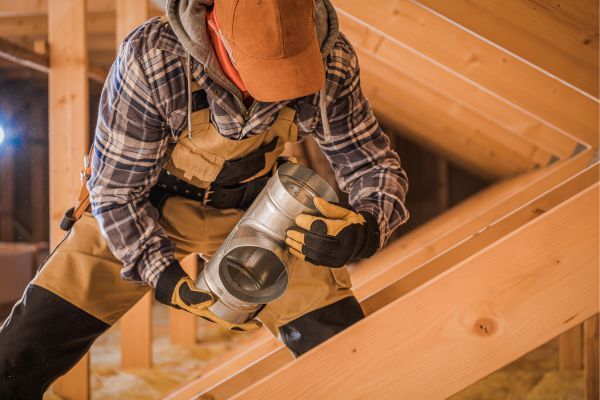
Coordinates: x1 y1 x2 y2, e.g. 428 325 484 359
202 184 214 206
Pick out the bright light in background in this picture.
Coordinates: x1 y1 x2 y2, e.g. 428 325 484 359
0 125 5 145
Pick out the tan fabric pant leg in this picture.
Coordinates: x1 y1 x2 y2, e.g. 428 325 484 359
32 214 150 325
258 259 354 336
34 196 355 332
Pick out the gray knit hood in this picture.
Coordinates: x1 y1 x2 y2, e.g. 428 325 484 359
165 0 340 72
165 0 339 138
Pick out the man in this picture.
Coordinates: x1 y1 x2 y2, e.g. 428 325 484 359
0 0 409 397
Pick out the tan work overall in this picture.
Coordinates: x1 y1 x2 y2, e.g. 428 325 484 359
32 93 354 336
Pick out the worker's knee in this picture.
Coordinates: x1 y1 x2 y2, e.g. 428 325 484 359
278 296 364 357
0 284 109 399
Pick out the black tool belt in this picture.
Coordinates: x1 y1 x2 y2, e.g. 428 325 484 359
149 169 272 212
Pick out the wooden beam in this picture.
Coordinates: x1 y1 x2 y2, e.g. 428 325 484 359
0 37 107 83
361 164 598 315
0 10 121 70
584 314 599 400
115 0 149 48
221 163 598 400
48 0 89 245
559 324 583 370
164 333 283 400
0 0 49 16
356 47 554 179
234 182 599 400
120 292 153 369
416 0 600 97
338 15 581 179
48 1 90 398
353 150 589 287
354 151 593 299
0 37 49 74
0 12 116 44
334 0 598 149
0 0 161 16
115 0 153 371
166 155 594 399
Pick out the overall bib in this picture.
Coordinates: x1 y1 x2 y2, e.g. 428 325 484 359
0 87 364 399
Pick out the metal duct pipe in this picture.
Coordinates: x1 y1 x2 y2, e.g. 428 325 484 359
195 163 338 324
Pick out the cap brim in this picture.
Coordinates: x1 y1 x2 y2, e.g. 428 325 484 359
233 41 325 102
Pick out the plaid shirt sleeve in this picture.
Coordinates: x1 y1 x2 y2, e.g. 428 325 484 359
314 33 410 247
88 30 176 288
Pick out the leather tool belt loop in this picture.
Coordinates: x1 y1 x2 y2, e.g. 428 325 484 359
149 158 291 213
60 148 93 231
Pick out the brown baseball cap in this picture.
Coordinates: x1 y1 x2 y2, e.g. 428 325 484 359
215 0 325 102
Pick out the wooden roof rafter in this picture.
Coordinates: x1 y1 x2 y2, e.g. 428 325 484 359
331 0 598 180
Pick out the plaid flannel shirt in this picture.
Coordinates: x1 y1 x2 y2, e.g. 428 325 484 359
88 18 409 287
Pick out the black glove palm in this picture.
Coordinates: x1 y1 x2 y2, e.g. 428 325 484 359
155 261 262 331
286 197 380 268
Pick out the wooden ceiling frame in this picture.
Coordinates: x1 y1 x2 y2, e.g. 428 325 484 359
417 0 599 97
332 0 598 180
1 1 597 397
0 0 162 16
0 34 107 83
0 0 163 80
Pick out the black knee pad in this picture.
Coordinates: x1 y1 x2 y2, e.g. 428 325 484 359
0 284 109 399
279 296 364 357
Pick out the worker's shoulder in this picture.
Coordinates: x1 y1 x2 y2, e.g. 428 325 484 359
118 17 183 62
327 32 360 76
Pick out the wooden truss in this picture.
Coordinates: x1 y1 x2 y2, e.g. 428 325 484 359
0 0 597 398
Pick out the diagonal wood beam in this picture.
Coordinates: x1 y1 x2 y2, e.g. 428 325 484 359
416 0 599 98
0 37 107 83
361 163 598 315
234 179 599 400
354 151 593 302
333 0 598 148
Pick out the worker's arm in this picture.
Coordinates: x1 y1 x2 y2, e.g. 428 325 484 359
311 33 409 251
89 25 257 331
88 25 186 292
88 27 175 288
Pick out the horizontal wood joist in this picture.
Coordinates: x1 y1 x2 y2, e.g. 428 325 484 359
235 176 599 399
0 12 115 40
0 37 107 83
331 0 598 179
0 0 163 16
166 152 595 400
0 1 164 70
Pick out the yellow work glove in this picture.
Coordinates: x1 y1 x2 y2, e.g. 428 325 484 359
285 197 380 268
155 261 262 332
194 309 263 332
